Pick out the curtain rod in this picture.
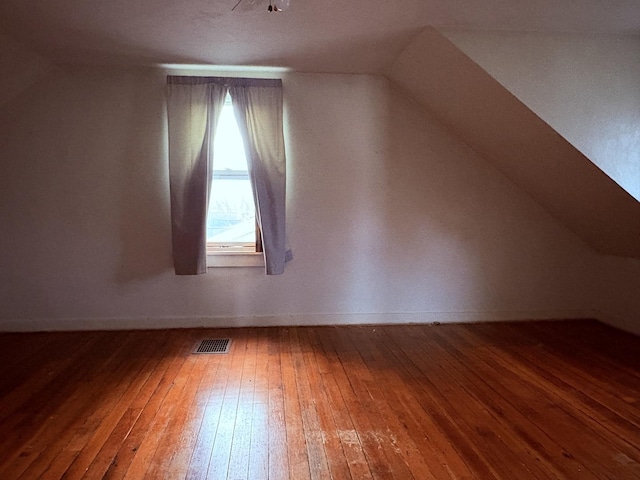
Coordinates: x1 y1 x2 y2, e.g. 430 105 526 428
167 76 282 87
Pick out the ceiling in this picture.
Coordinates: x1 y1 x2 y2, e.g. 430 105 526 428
1 0 640 74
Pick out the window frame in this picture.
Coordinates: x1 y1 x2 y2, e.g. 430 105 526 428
205 93 263 267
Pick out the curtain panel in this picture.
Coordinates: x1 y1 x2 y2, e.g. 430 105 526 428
166 76 291 275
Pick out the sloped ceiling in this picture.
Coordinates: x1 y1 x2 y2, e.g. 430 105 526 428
1 0 640 72
441 30 640 202
386 28 640 259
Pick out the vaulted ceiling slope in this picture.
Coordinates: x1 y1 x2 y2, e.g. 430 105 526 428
386 28 640 259
441 30 640 202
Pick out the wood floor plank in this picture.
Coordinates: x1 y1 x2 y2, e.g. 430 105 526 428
407 325 598 479
296 327 352 480
405 325 562 478
1 332 136 480
22 330 172 480
65 331 190 480
289 327 332 480
422 324 602 480
266 328 289 480
279 328 312 480
529 321 640 382
247 328 269 480
319 326 416 479
97 332 193 480
502 323 640 427
203 329 248 480
0 332 99 422
306 327 373 480
459 323 640 479
334 326 445 479
185 401 224 480
73 331 176 479
143 334 221 479
163 335 227 480
0 321 638 480
342 326 481 480
227 328 259 480
121 331 203 480
345 326 495 479
0 332 104 460
184 334 234 480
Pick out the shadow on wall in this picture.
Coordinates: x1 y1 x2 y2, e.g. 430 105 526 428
385 28 640 260
273 73 593 318
374 82 487 314
279 74 399 314
375 80 595 317
116 71 173 283
0 68 174 297
280 74 489 315
0 30 54 109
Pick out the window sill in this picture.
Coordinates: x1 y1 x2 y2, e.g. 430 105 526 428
207 252 264 268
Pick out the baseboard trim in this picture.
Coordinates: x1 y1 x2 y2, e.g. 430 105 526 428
0 309 597 332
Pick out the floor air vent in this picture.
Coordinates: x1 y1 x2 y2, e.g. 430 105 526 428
193 338 231 354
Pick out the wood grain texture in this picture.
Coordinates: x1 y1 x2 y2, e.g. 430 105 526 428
0 320 638 479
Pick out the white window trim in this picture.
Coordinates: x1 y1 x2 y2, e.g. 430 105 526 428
206 243 264 268
206 92 259 268
206 251 264 268
207 242 255 253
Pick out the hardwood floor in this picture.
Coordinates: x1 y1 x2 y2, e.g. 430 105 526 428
0 320 638 479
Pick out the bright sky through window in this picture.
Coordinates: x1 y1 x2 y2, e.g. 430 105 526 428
206 94 256 244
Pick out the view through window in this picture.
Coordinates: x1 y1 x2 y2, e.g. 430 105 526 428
206 93 256 249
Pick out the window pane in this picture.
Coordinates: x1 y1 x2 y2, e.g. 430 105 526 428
206 96 256 245
206 178 255 242
213 100 247 171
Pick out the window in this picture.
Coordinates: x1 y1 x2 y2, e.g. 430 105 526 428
167 76 289 275
206 93 263 267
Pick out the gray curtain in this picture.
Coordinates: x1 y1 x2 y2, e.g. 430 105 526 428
166 76 291 276
166 77 227 275
230 79 292 275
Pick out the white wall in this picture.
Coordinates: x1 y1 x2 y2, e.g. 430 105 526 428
595 256 640 335
442 30 640 333
0 30 53 107
0 66 596 331
443 30 640 201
